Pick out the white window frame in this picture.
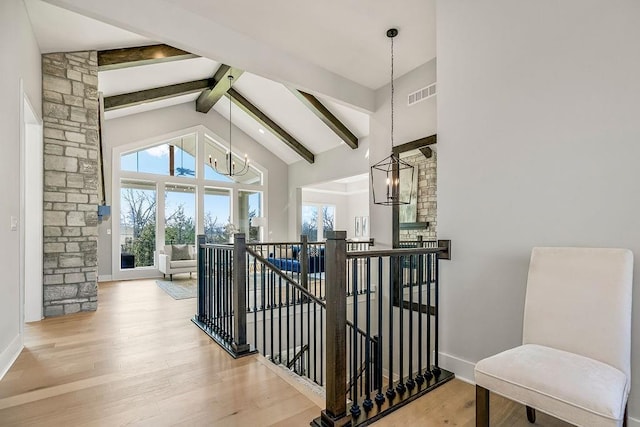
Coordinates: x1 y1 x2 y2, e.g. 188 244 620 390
301 203 336 241
111 125 268 280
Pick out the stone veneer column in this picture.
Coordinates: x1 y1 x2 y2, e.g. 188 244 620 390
42 51 99 317
400 151 437 241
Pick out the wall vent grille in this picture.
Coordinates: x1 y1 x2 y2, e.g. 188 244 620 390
408 83 436 106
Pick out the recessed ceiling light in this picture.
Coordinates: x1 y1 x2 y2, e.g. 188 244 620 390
258 128 265 134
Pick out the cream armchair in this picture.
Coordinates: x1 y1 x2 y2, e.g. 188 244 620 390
475 247 633 427
158 244 197 281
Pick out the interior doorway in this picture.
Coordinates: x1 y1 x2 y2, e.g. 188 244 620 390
300 173 369 241
21 90 43 323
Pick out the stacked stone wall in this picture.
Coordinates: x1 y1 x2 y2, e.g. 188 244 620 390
42 51 99 317
400 151 437 242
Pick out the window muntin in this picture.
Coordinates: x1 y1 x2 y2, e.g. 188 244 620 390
302 204 335 241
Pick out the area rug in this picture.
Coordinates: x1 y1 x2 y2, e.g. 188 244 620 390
156 278 197 300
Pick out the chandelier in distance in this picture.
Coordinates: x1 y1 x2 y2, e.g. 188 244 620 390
208 74 250 177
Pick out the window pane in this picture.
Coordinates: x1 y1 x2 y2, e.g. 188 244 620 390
301 205 318 241
165 184 196 245
204 135 263 185
121 134 196 177
323 205 335 237
204 187 231 243
238 190 262 242
120 180 156 268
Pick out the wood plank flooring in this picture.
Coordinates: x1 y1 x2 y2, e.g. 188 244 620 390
0 278 572 426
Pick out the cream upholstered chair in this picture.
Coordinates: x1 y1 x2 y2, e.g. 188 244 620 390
475 247 633 427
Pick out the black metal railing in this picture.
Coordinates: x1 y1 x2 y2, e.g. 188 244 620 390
192 234 253 357
246 245 328 384
193 232 451 426
247 236 375 301
312 232 454 427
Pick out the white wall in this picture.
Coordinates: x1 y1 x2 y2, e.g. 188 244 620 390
288 139 370 239
369 58 437 248
0 0 42 376
346 191 369 239
437 0 640 420
100 102 289 277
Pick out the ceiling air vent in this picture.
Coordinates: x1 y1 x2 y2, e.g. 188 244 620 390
408 82 436 106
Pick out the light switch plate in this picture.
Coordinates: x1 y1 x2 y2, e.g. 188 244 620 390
10 216 18 231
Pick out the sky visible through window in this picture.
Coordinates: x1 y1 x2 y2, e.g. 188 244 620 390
121 141 260 226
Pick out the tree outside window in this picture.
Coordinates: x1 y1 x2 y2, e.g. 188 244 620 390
165 184 196 245
120 182 156 267
301 204 335 241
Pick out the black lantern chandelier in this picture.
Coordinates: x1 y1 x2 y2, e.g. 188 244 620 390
370 28 415 206
209 74 250 177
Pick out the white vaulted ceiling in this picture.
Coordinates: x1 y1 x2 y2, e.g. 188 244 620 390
162 0 436 90
25 0 434 164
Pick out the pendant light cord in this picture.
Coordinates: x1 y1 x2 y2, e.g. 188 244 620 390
228 75 233 170
390 34 395 150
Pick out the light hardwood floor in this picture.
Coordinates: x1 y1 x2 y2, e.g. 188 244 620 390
0 279 571 426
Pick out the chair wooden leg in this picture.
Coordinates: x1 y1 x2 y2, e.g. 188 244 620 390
476 385 489 427
526 406 536 423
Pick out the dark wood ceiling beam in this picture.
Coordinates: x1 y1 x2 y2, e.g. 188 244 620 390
392 134 437 155
104 79 212 111
289 89 359 149
196 64 244 113
227 88 315 164
98 44 198 71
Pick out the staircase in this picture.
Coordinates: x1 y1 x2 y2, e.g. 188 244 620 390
192 232 453 426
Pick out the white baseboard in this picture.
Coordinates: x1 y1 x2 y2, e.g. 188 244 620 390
0 334 23 381
97 274 112 282
629 416 640 427
438 351 476 384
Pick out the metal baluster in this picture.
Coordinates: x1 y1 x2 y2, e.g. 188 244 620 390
313 289 318 384
262 263 266 355
320 308 324 386
253 255 257 347
432 254 441 377
387 256 396 401
270 270 274 362
350 257 360 417
375 256 385 407
214 248 220 333
278 274 283 365
286 279 291 367
416 253 425 387
407 255 415 391
424 253 433 381
363 256 373 411
396 255 406 395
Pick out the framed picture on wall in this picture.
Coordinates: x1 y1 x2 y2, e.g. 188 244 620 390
355 216 362 237
362 216 368 237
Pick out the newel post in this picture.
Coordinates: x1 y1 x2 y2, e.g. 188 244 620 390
232 233 250 355
312 231 350 427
